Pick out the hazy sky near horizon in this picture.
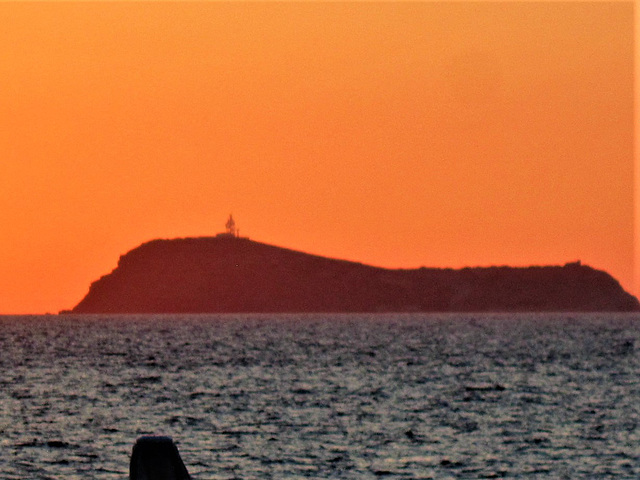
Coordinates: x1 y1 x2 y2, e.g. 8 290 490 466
0 2 634 314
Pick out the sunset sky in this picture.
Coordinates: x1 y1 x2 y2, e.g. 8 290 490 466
0 2 635 314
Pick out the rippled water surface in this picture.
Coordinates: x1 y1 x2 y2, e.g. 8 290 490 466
2 313 640 479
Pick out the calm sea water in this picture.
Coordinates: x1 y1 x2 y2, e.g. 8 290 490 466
1 313 640 479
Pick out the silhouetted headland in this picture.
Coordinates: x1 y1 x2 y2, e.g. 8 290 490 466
63 237 640 313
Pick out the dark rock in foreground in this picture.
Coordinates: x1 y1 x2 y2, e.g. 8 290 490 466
130 436 190 480
65 237 639 313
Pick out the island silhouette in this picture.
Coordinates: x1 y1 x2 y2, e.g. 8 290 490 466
63 235 639 313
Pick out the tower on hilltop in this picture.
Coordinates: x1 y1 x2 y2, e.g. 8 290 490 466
216 214 247 238
225 214 237 237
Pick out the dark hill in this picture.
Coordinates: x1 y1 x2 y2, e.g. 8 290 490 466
66 237 640 313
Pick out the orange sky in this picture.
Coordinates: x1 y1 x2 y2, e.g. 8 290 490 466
0 2 635 314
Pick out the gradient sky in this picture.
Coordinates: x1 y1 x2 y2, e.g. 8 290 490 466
0 2 634 314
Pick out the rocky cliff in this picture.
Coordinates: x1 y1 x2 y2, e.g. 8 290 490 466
66 237 640 313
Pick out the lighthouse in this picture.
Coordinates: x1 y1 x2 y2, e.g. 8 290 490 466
217 214 240 238
225 214 236 236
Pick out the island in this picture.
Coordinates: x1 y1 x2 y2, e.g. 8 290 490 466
63 236 639 313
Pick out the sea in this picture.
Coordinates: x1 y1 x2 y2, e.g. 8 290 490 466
1 313 640 480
